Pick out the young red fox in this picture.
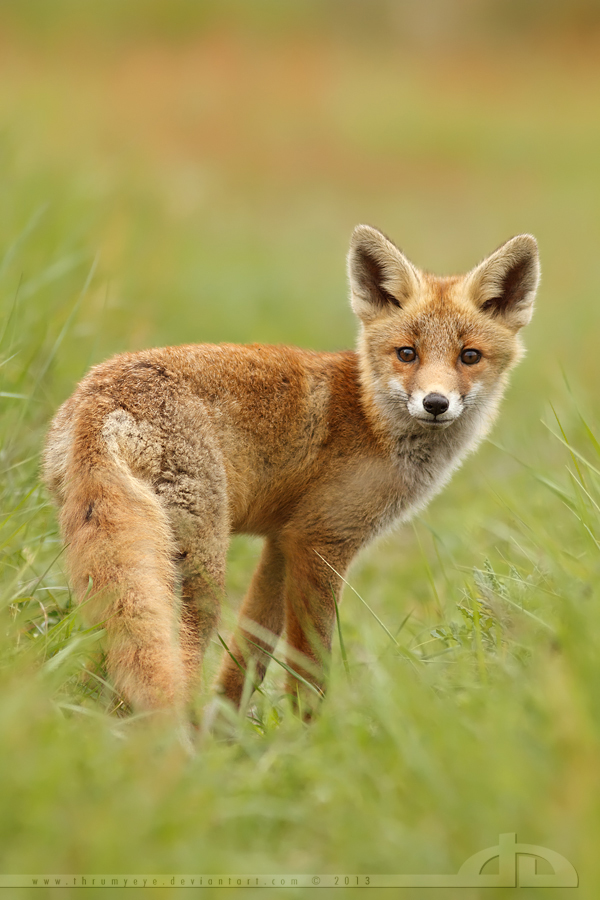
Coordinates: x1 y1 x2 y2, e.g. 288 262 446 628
44 225 540 719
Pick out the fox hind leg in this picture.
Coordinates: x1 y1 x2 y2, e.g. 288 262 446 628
216 537 287 709
176 543 228 704
157 401 230 707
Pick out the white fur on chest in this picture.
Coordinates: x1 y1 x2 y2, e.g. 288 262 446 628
386 410 491 528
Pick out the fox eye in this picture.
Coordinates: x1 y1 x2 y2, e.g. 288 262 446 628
396 347 417 363
460 348 481 365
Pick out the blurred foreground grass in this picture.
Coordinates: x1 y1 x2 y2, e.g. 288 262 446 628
2 5 600 897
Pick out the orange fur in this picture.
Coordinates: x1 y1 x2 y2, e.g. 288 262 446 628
43 226 540 720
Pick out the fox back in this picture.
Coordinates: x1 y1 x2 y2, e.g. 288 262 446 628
43 225 540 721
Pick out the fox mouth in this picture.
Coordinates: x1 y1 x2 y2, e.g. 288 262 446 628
414 416 455 430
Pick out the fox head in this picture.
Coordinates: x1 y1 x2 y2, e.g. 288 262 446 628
348 225 540 436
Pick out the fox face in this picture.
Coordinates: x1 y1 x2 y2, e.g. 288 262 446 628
348 226 540 435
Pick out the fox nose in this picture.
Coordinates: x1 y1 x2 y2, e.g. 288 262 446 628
423 392 449 417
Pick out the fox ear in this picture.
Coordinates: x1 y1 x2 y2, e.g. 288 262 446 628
466 234 540 330
348 225 420 322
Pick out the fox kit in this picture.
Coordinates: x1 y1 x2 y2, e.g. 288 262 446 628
44 226 540 719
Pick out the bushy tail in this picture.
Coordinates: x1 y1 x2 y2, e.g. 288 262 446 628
48 403 185 713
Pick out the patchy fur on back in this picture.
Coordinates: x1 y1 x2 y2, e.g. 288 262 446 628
43 225 540 721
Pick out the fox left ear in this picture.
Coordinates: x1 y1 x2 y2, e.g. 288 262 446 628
348 225 420 323
466 234 540 331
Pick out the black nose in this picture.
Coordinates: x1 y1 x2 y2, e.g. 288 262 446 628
423 392 449 417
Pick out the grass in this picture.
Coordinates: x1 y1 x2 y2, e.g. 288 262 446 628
2 5 600 898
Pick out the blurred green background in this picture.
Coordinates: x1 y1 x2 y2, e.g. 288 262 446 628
2 2 600 897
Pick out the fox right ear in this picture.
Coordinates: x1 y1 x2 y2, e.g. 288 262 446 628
466 234 540 331
348 225 420 323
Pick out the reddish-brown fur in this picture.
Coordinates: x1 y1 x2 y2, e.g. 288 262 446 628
43 225 539 721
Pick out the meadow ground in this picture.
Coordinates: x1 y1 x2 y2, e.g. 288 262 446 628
2 4 600 898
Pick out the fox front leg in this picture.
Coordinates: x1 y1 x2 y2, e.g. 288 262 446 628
281 540 350 720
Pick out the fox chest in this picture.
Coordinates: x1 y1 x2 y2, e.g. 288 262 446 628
293 434 461 548
393 433 460 514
